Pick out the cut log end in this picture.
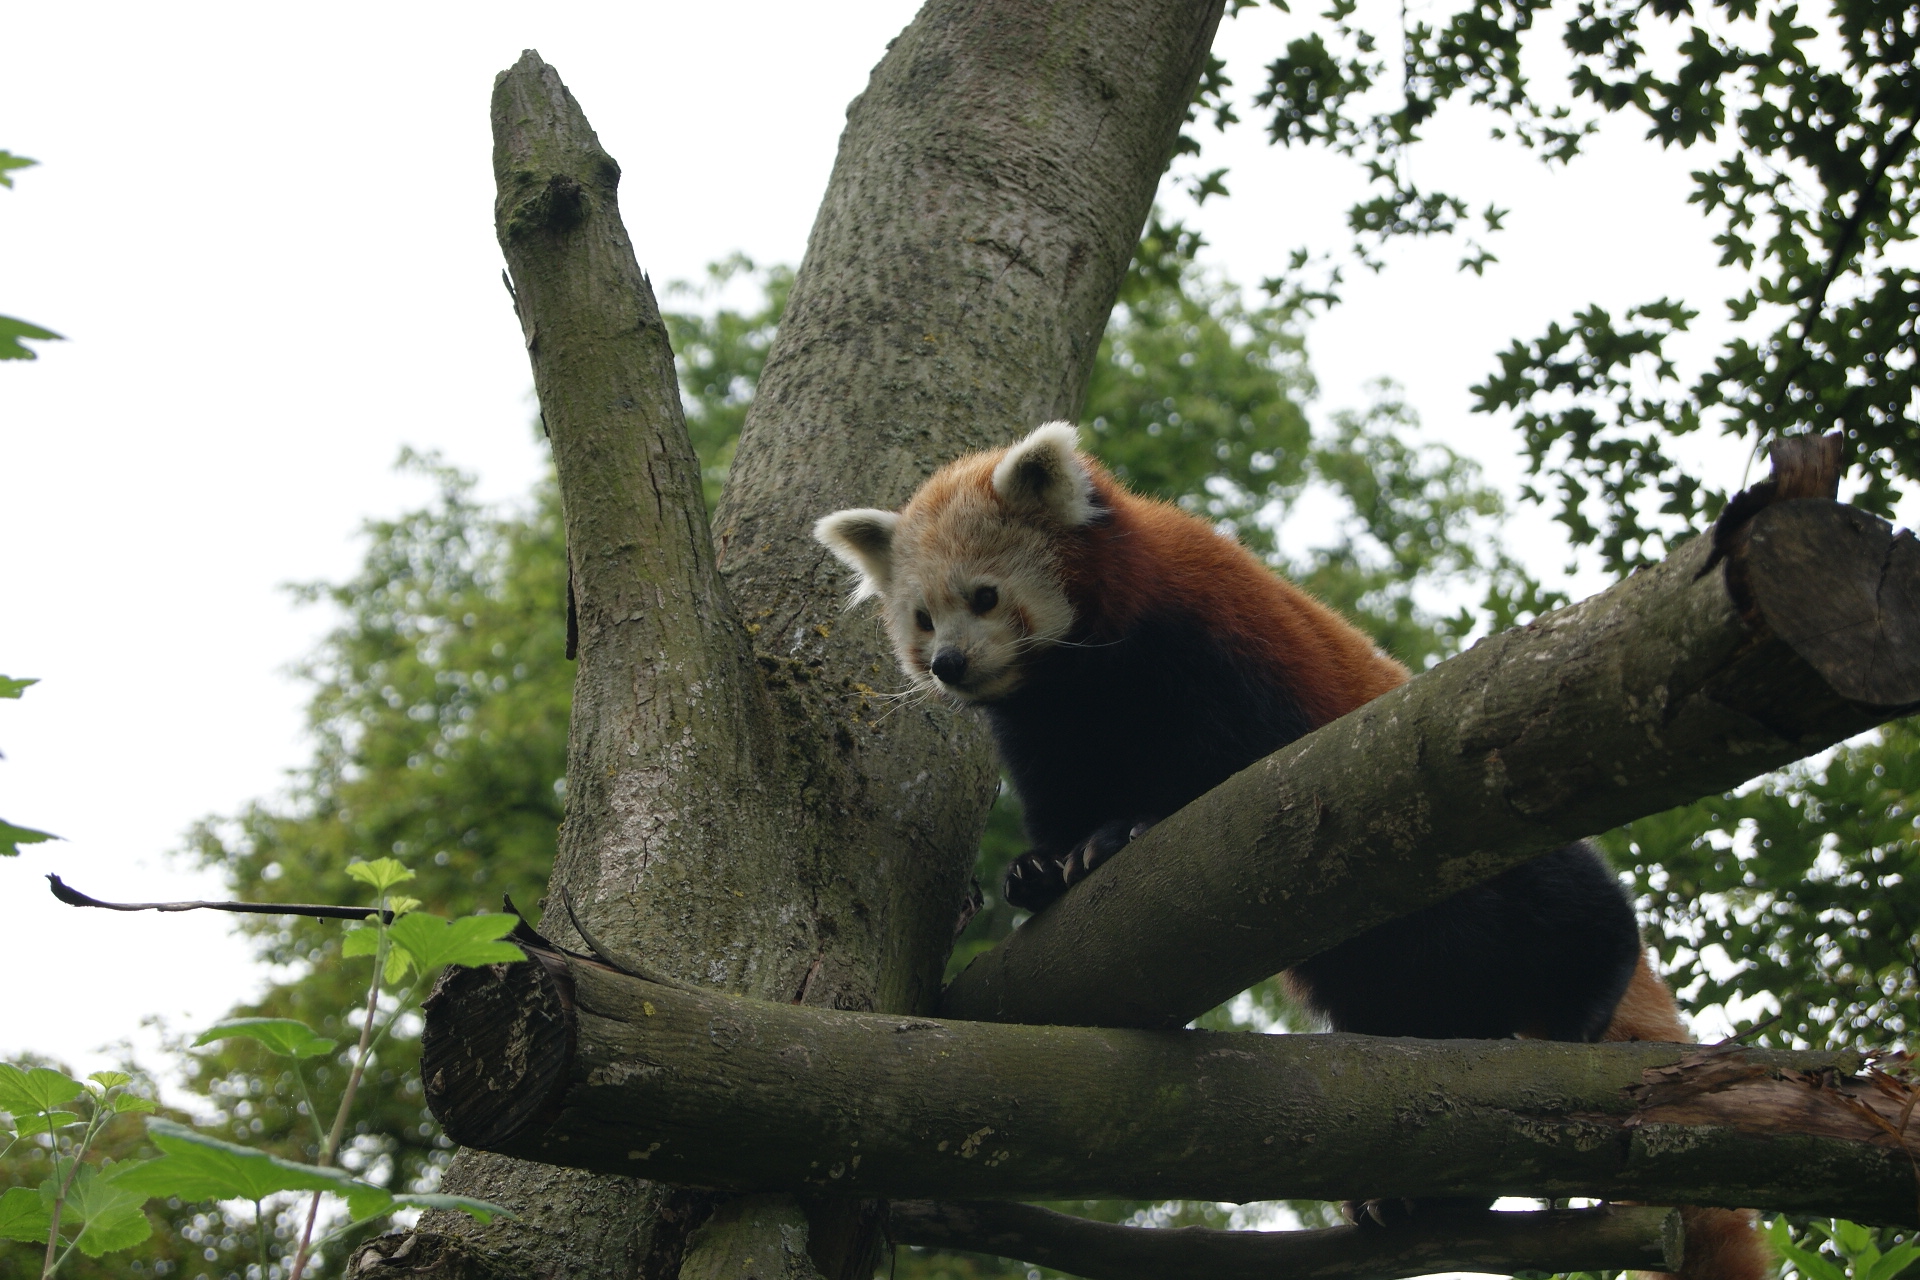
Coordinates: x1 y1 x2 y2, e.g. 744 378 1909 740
1743 501 1920 708
421 956 574 1150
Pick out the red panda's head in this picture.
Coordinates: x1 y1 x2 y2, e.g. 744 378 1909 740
814 422 1098 702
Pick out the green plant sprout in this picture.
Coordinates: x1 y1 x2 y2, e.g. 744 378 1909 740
1 857 523 1277
1770 1216 1920 1280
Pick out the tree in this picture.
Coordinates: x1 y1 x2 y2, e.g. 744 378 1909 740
128 216 1516 1276
356 16 1915 1280
41 0 1904 1266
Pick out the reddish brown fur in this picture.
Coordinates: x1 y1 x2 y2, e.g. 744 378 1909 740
901 447 1407 719
879 436 1763 1280
1061 468 1409 723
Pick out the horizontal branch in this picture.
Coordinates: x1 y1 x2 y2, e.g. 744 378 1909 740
943 498 1920 1028
888 1201 1683 1280
420 954 1920 1224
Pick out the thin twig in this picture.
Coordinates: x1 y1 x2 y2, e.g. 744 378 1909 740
46 875 391 922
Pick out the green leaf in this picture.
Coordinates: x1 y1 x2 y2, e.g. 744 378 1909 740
344 1183 395 1222
85 1071 130 1090
109 1094 157 1115
341 1184 511 1225
341 926 381 958
1831 1220 1876 1259
0 1064 85 1113
345 858 416 893
0 675 37 699
0 151 35 188
13 1110 81 1136
0 818 58 856
386 912 525 972
1865 1241 1920 1280
384 943 413 984
65 1164 152 1257
0 315 62 361
194 1017 337 1060
392 1192 511 1224
113 1119 359 1203
0 1185 50 1242
1768 1217 1849 1280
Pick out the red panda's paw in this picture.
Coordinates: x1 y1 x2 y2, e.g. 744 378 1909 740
1004 818 1156 912
1061 819 1146 885
1003 849 1070 912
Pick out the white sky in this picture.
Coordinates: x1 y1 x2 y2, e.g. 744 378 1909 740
1 1 1828 1077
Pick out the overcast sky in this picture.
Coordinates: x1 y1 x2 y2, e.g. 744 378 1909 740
2 1 1804 1078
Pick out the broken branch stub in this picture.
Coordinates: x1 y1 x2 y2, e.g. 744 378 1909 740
942 498 1920 1030
419 954 1918 1224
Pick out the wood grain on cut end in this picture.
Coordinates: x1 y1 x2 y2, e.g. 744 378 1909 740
1744 501 1920 707
421 957 574 1151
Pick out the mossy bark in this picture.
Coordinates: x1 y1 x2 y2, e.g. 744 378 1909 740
943 499 1920 1029
374 0 1227 1273
422 956 1918 1226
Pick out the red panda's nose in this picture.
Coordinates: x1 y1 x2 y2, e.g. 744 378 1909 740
930 647 969 684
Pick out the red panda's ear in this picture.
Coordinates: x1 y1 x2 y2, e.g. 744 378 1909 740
813 508 899 602
992 422 1096 527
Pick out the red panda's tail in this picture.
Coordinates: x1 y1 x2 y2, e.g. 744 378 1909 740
1605 952 1770 1280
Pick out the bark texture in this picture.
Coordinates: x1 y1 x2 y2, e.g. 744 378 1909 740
888 1201 1684 1280
422 958 1919 1225
943 498 1920 1029
385 0 1228 1270
708 0 1227 1022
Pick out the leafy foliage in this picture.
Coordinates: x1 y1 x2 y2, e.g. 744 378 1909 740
1603 717 1920 1051
0 677 56 856
0 151 62 361
661 254 792 512
1251 0 1918 572
2 858 512 1278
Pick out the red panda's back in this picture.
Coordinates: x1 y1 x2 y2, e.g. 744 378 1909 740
1061 471 1408 730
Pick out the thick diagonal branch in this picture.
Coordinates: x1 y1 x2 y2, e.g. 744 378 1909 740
943 498 1920 1029
888 1201 1684 1280
421 955 1920 1225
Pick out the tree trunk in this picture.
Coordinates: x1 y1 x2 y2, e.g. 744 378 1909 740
363 1 1227 1275
419 954 1916 1225
943 497 1920 1029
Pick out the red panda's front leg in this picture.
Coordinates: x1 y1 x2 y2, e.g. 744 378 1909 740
1002 817 1158 912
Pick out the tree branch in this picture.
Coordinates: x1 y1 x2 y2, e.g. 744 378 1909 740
942 497 1920 1029
420 955 1920 1225
405 49 786 1277
887 1201 1684 1280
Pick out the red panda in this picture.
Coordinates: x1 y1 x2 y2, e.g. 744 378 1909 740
815 422 1764 1280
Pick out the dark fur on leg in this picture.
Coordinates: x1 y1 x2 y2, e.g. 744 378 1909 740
1287 841 1641 1043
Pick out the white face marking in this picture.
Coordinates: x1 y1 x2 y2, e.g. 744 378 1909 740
815 424 1098 703
883 509 1075 703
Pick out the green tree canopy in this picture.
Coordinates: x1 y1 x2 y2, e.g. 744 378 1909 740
1248 0 1915 571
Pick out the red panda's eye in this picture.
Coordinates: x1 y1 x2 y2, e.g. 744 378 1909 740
914 609 934 632
971 585 999 615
